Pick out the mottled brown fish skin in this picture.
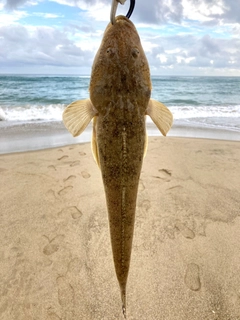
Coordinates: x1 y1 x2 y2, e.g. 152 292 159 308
89 15 151 309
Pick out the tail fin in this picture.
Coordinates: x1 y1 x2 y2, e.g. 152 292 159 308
121 287 127 319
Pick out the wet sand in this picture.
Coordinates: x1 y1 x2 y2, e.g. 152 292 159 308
0 137 240 319
1 120 239 154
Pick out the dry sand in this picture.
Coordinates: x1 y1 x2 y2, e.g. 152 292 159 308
0 136 240 320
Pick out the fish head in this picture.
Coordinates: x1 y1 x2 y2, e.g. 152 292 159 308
62 16 172 140
89 15 151 114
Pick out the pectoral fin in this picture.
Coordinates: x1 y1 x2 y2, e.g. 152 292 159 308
146 99 173 136
62 99 97 137
91 116 101 168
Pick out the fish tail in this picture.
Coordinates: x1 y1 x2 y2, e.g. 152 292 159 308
121 287 127 319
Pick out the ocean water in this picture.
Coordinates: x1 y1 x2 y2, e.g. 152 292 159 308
0 74 240 134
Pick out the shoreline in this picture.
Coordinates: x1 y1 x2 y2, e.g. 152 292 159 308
0 120 239 155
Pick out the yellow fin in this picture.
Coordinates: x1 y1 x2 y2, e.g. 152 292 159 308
62 99 97 137
91 116 101 168
146 99 173 136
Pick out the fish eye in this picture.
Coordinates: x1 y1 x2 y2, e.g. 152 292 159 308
106 47 115 58
106 47 113 54
132 48 140 58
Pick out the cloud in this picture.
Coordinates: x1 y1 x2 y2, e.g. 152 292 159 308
0 24 94 70
4 0 35 10
68 0 240 25
211 0 240 23
186 0 240 24
47 0 240 32
0 9 28 26
49 0 110 9
4 0 240 25
1 0 240 75
144 31 240 74
131 0 183 24
33 12 64 18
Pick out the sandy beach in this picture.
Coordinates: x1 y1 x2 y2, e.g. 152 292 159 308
0 136 240 319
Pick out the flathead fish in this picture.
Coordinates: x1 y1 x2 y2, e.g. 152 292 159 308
62 15 173 318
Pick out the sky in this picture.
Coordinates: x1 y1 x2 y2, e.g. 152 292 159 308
0 0 240 75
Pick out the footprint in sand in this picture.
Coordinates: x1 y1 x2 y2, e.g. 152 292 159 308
43 243 59 256
58 155 69 161
47 310 61 320
56 276 75 318
58 186 73 196
70 161 80 167
63 175 76 183
46 189 57 201
184 263 201 291
48 165 56 171
67 258 83 275
167 185 183 191
141 199 151 212
43 235 65 256
81 171 91 179
175 221 195 239
59 206 82 220
79 151 86 156
156 169 172 181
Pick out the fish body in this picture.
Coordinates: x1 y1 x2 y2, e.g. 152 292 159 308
90 17 150 312
62 15 173 317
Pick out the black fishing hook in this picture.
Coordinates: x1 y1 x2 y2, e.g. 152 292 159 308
126 0 135 19
111 0 136 24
